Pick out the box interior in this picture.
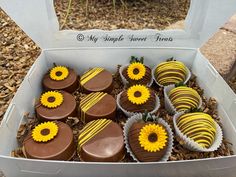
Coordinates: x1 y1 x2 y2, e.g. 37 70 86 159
0 47 236 160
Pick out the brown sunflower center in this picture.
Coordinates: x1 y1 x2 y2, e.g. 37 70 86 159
133 68 140 75
47 96 55 103
134 91 142 97
56 71 63 76
148 133 158 142
41 128 50 136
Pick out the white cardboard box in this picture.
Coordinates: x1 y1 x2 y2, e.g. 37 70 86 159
0 0 236 177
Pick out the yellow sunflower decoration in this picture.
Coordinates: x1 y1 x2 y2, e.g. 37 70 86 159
32 122 59 142
127 85 150 105
50 66 69 81
127 62 146 80
40 91 64 109
139 124 168 152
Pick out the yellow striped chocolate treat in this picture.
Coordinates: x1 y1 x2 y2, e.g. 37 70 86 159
79 92 116 123
168 86 201 112
80 67 113 93
78 119 125 162
176 112 217 148
155 61 188 86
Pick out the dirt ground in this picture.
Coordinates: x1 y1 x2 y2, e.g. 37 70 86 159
55 0 190 30
0 2 235 122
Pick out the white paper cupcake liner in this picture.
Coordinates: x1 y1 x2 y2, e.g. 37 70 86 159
119 65 129 86
152 63 191 87
119 64 154 87
173 112 223 152
164 84 202 115
123 113 174 162
116 91 160 117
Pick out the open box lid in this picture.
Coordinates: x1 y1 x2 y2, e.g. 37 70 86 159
0 0 236 49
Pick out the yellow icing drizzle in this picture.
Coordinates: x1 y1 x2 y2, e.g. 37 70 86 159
155 61 188 85
80 92 107 122
189 132 214 144
172 98 197 106
177 112 216 148
177 113 215 127
169 86 200 111
80 68 104 86
157 69 186 79
158 76 184 85
78 119 112 150
185 126 215 139
181 119 215 136
194 137 212 146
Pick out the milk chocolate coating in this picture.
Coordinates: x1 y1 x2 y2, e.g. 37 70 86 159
79 121 125 162
119 89 156 113
23 122 76 161
128 122 168 162
43 69 79 93
81 94 116 123
122 65 152 85
36 91 77 122
81 69 113 93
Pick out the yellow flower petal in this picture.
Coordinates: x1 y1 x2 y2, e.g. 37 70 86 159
127 85 150 105
50 66 69 81
32 122 59 142
40 91 64 109
127 62 146 80
138 124 168 152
